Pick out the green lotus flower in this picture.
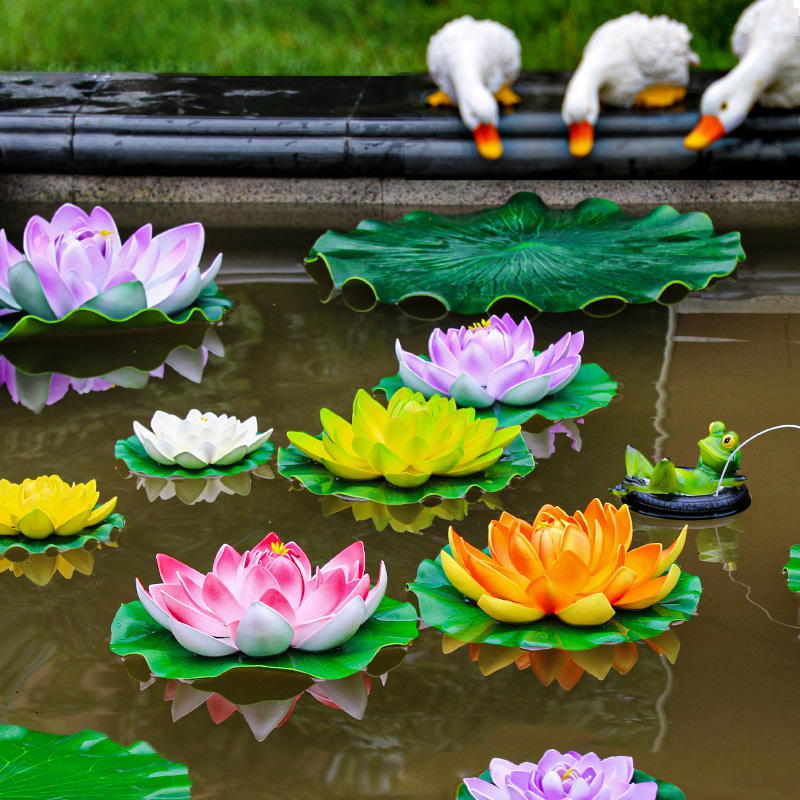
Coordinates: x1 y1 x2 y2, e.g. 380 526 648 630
287 388 521 488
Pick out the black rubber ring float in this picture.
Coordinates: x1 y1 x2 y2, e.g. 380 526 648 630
623 485 751 520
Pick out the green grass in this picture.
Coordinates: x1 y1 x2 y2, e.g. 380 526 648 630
0 0 745 74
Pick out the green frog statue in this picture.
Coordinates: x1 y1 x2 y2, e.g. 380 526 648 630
611 421 751 519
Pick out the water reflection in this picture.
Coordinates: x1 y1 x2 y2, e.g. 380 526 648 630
0 327 224 413
132 464 274 505
0 545 107 586
520 419 583 460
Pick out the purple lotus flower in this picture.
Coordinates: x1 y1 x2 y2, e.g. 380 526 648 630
464 752 657 800
0 204 222 320
396 315 583 408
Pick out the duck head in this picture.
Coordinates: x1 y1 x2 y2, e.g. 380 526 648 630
561 72 601 158
684 77 753 150
458 87 503 160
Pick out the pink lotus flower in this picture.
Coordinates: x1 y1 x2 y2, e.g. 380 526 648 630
0 204 222 320
136 534 387 657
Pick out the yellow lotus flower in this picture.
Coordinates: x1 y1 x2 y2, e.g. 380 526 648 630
0 476 116 540
287 388 521 488
442 499 686 626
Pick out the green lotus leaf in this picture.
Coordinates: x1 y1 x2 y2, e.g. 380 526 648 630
115 436 274 479
376 362 618 427
110 596 419 682
457 767 684 800
409 548 701 650
305 192 744 316
277 434 534 505
0 725 191 799
0 281 231 341
784 545 800 593
0 513 125 560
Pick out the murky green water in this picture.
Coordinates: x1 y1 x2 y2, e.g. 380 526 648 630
0 203 799 799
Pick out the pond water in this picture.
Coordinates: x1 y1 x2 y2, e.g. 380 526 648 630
0 201 799 800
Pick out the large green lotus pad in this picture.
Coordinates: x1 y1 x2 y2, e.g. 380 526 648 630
457 766 685 800
0 726 190 799
277 434 534 504
0 281 231 341
115 436 275 479
110 596 419 681
409 549 701 651
376 362 618 427
0 513 125 562
784 545 800 593
305 192 744 316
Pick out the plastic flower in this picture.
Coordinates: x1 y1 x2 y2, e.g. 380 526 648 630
0 476 117 539
0 203 222 320
396 315 583 408
133 410 273 469
443 500 686 626
136 533 387 657
464 752 657 800
287 388 521 488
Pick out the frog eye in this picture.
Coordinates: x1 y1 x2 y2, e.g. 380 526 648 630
722 433 737 450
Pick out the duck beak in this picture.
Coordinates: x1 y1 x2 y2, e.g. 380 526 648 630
473 124 503 160
568 122 594 158
684 115 726 150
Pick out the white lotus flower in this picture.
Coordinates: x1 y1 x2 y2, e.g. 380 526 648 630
133 409 273 469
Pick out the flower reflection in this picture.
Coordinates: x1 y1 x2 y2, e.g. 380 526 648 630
0 540 117 586
443 629 679 689
521 420 583 461
134 465 274 505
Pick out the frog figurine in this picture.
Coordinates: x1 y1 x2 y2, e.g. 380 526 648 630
611 421 751 519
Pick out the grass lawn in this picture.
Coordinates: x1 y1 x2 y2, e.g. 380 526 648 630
1 0 747 74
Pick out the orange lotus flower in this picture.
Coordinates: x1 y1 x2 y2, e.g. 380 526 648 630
442 499 686 626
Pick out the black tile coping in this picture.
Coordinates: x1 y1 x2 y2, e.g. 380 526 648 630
0 72 797 178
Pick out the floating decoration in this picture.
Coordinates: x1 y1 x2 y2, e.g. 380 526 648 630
0 726 191 799
133 465 274 505
784 545 800 593
111 534 418 681
0 327 223 414
458 752 684 800
0 203 230 341
410 503 700 649
611 421 751 519
115 409 274 479
379 316 617 426
444 628 679 688
305 192 744 318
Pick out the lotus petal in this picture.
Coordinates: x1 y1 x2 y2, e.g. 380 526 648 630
170 619 239 657
293 595 367 651
234 602 294 657
81 280 148 319
7 261 57 320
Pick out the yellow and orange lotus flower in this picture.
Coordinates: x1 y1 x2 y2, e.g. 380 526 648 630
442 499 686 626
0 476 116 540
288 388 521 488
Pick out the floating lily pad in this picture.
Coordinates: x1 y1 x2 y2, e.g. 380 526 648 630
0 513 125 562
277 434 534 504
376 362 618 427
0 725 191 799
305 193 744 317
457 766 684 800
784 545 800 593
409 549 701 650
110 596 419 682
115 436 274 479
0 281 231 342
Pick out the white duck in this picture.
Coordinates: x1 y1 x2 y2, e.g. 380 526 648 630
562 12 699 157
685 0 800 149
426 16 521 160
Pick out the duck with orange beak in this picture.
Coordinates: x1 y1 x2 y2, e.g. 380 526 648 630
563 13 699 158
426 16 521 161
685 0 800 151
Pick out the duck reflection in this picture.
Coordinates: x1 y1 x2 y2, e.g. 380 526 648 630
442 629 679 689
0 327 223 413
133 464 274 505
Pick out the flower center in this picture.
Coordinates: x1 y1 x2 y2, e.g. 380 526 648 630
468 319 492 330
98 228 114 240
270 539 288 555
562 768 574 781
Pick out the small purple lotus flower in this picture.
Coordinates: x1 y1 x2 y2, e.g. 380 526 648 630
464 751 657 800
0 204 222 320
396 315 583 408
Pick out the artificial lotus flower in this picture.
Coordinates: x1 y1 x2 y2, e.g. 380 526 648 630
0 203 222 320
396 315 583 408
443 500 686 626
463 751 657 800
0 476 117 540
133 409 273 469
287 387 521 488
136 533 387 658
